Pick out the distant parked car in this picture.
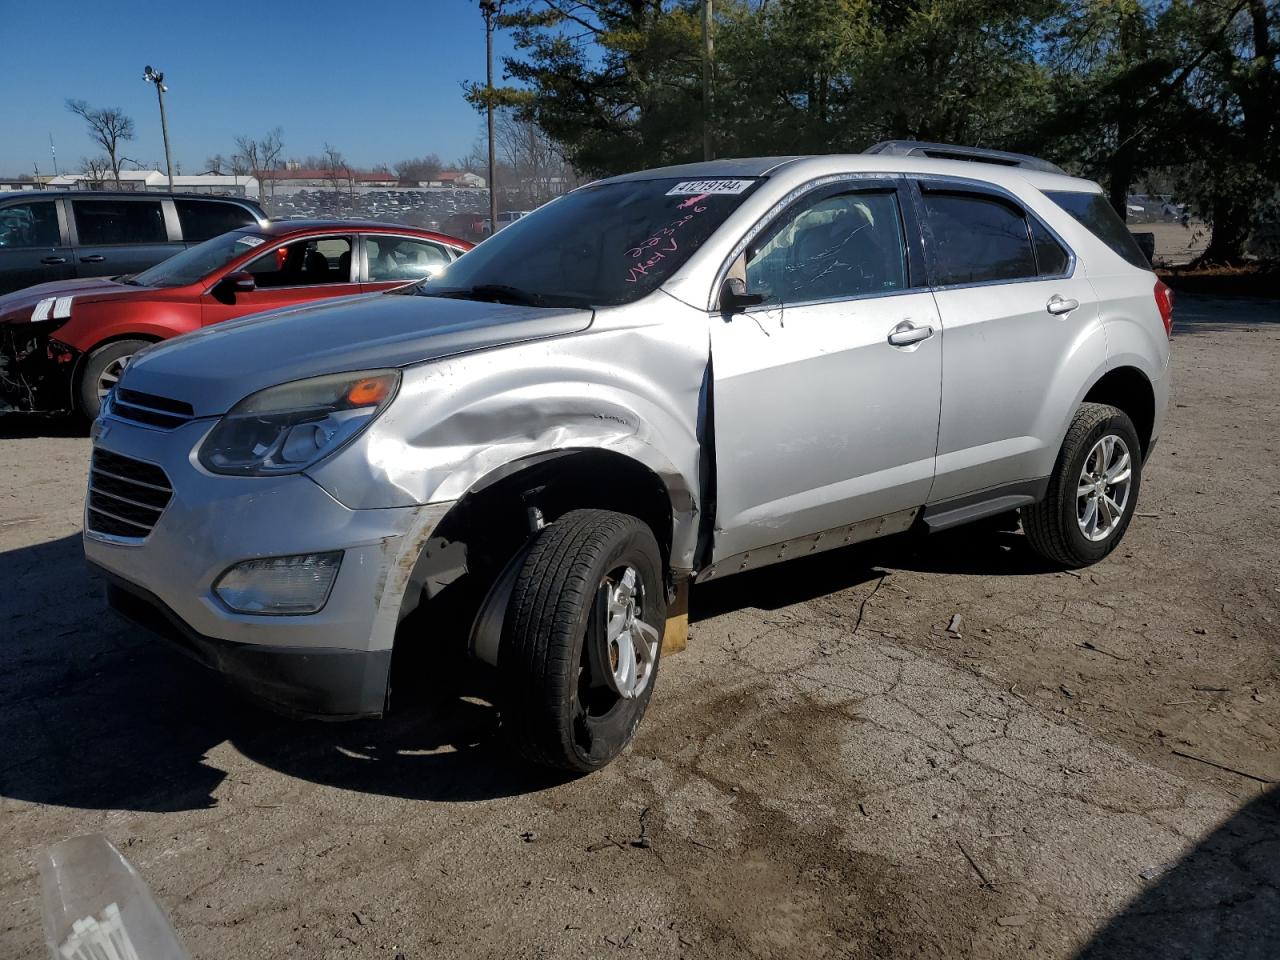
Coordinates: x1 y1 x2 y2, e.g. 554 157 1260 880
0 191 265 296
441 211 490 242
0 220 471 417
494 210 532 231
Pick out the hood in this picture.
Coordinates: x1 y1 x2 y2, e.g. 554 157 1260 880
120 291 595 417
0 276 142 323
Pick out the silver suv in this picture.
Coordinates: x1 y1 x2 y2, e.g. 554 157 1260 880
85 143 1172 772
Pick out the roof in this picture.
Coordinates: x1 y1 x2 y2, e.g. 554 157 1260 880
251 219 470 244
0 189 264 207
597 153 1097 194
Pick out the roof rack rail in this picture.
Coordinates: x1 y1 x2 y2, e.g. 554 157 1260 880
863 140 1066 176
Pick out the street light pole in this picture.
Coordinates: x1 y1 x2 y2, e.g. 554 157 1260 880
480 0 501 237
144 65 174 192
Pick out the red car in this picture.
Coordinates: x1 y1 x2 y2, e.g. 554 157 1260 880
0 220 471 417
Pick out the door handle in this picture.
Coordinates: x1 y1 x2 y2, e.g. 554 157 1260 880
887 321 935 347
41 256 67 265
1046 294 1079 316
80 255 106 263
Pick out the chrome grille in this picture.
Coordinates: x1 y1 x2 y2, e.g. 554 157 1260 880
87 449 173 539
112 388 195 430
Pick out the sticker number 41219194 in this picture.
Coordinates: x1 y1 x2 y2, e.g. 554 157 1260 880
665 179 753 196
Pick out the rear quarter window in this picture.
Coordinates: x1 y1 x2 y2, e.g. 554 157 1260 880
175 199 258 242
1045 190 1150 270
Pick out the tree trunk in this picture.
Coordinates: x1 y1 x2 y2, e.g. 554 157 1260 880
1198 196 1251 265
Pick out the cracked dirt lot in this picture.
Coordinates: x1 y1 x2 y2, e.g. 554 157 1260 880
1 294 1278 960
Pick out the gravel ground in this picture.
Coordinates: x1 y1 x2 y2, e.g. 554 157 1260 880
1 294 1277 960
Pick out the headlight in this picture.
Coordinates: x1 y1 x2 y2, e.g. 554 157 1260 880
197 370 399 476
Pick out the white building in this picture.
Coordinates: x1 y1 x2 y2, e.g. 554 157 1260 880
45 169 260 198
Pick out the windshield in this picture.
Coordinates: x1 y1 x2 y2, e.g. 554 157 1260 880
411 177 761 307
133 230 269 288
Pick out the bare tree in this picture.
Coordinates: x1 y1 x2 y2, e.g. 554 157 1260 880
80 156 112 186
66 100 135 187
495 109 576 207
394 154 443 184
233 128 285 213
321 143 353 195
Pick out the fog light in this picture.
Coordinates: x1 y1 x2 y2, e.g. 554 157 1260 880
214 552 342 615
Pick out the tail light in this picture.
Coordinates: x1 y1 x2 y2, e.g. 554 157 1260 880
1154 280 1174 337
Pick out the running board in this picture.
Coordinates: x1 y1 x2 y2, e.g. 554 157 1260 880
921 477 1049 533
695 507 919 583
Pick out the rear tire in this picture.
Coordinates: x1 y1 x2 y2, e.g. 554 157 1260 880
498 509 666 773
78 339 150 419
1022 402 1142 568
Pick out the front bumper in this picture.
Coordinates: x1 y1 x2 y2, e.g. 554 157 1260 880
83 415 454 717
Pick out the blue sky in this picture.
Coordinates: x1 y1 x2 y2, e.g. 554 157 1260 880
0 0 523 176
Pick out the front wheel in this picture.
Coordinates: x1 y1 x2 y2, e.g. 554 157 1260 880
498 509 666 773
1022 402 1142 568
77 339 150 419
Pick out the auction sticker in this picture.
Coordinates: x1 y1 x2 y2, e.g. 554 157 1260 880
235 235 266 247
665 179 753 196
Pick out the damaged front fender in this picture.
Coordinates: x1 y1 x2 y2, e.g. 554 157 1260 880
306 301 712 571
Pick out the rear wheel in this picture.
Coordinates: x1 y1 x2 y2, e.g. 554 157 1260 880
498 509 666 773
1022 402 1142 567
77 339 150 419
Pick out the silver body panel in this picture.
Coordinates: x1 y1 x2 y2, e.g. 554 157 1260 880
86 152 1170 693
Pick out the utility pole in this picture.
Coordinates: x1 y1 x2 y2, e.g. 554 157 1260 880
49 133 59 177
143 65 175 192
702 0 714 160
480 0 502 238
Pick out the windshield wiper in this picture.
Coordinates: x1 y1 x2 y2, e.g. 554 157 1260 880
115 274 142 286
427 283 546 306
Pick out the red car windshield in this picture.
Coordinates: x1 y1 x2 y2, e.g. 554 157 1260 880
131 230 269 288
413 177 762 308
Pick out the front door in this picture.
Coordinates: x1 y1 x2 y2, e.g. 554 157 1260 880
200 234 361 326
710 181 943 563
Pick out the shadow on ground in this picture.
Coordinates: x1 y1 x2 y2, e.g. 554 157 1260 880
0 517 1050 815
0 534 567 813
1170 293 1280 336
1075 785 1280 960
0 413 85 440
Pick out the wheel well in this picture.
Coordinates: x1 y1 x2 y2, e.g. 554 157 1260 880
438 450 675 575
1083 367 1155 454
68 333 164 409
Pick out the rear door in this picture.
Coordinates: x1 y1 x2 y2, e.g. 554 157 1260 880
916 180 1104 502
200 233 361 325
360 234 457 291
69 197 182 278
0 197 74 294
710 178 943 562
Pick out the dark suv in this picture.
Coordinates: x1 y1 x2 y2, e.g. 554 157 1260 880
0 191 265 295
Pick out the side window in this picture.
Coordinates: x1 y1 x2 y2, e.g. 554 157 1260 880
0 201 60 248
367 236 451 281
745 190 908 304
246 236 353 288
72 199 167 246
921 192 1037 285
1029 218 1070 277
175 200 257 243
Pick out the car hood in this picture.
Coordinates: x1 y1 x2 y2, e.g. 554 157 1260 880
120 291 595 417
0 276 145 323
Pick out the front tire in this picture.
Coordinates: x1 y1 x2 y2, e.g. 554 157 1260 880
498 509 666 773
1022 402 1142 568
77 339 150 419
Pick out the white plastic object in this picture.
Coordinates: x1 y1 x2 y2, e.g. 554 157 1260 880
39 835 191 960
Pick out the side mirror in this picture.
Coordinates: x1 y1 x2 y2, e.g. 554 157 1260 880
719 276 767 313
223 270 256 293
